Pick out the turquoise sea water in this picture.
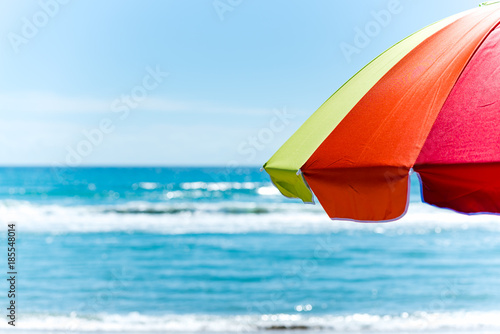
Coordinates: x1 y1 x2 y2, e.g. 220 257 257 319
0 167 500 333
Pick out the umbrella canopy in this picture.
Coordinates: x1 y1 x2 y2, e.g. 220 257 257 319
263 2 500 222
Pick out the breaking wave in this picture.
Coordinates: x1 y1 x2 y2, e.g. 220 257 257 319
0 200 499 234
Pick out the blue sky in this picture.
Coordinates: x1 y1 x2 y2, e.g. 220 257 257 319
0 0 481 166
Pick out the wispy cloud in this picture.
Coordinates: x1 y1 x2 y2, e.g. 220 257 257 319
0 92 108 113
0 92 272 115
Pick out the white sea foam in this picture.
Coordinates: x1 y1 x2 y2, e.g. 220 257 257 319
0 200 499 234
256 186 281 196
5 311 500 333
179 182 259 191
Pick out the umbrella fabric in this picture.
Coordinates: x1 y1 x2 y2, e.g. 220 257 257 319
263 3 500 221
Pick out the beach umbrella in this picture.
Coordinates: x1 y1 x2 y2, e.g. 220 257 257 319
263 2 500 222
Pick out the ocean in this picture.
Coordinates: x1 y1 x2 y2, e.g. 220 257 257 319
0 167 499 333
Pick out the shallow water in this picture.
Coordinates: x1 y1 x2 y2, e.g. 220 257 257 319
0 167 499 332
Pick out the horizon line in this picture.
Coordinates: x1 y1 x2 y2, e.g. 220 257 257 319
0 164 265 169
